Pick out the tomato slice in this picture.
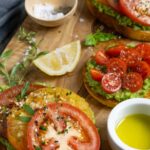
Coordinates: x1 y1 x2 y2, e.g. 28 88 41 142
107 58 127 77
107 0 121 12
101 73 121 93
27 103 100 150
90 69 104 81
120 48 142 67
132 61 150 79
95 50 108 65
123 72 143 92
106 45 126 57
119 0 150 26
0 84 44 106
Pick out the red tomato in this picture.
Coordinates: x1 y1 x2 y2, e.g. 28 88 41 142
107 0 121 12
132 61 150 79
95 50 108 65
120 48 142 67
107 58 127 77
27 103 100 150
136 43 150 65
123 72 143 92
0 84 44 106
90 69 104 81
119 0 150 26
106 45 126 57
101 73 121 93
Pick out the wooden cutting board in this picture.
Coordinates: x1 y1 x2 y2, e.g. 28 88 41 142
1 0 118 149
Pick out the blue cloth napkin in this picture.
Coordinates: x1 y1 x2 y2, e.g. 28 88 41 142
0 0 26 53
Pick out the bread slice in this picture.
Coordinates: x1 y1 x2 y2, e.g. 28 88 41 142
83 40 150 107
87 0 150 42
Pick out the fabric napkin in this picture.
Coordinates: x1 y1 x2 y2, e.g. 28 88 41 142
0 0 26 53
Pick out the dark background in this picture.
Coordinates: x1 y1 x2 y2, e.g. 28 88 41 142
0 0 26 53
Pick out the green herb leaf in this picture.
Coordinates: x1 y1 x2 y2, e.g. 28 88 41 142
0 63 5 69
35 51 49 59
23 104 34 115
0 136 15 150
39 125 47 131
84 30 118 46
0 49 13 59
20 82 30 99
35 146 42 150
18 116 31 123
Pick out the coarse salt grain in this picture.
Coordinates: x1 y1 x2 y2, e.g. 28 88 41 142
33 3 64 20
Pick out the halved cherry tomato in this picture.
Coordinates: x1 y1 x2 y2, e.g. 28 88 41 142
120 48 142 67
132 61 150 79
95 50 108 65
136 43 150 65
101 73 121 93
123 72 143 92
106 45 126 57
0 84 44 106
107 0 121 12
27 103 100 150
119 0 150 26
90 69 104 81
107 58 127 77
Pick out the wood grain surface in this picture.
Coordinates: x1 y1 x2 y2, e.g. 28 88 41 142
1 0 119 149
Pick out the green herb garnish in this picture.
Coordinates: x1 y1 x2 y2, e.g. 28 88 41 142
39 125 47 131
20 82 30 99
0 136 15 150
18 116 31 123
0 27 48 87
22 104 34 115
35 146 42 150
84 30 118 46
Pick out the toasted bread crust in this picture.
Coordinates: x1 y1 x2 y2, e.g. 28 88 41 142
87 0 150 42
83 69 118 107
83 68 150 107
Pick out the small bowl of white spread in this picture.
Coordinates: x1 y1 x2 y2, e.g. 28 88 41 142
25 0 78 27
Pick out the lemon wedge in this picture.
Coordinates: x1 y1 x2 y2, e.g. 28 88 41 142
33 41 81 76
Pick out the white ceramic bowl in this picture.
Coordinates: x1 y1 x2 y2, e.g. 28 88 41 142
107 98 150 150
25 0 78 27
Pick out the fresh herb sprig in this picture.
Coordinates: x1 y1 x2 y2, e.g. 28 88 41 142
84 30 119 46
0 27 48 87
0 136 15 150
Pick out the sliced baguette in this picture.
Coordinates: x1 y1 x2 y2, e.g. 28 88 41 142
87 0 150 42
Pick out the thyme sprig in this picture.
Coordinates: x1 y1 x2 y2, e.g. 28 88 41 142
0 27 48 87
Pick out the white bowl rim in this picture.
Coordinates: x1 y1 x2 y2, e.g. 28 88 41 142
25 0 78 22
107 98 150 150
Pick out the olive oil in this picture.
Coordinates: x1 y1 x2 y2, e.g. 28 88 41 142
116 114 150 149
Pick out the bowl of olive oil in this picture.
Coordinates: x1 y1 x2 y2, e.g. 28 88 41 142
107 98 150 150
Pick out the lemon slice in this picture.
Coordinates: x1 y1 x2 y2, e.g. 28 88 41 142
33 41 81 76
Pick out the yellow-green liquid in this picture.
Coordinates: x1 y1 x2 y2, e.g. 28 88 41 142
116 114 150 149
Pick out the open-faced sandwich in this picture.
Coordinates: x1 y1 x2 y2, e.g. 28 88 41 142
0 84 100 150
87 0 150 41
83 41 150 107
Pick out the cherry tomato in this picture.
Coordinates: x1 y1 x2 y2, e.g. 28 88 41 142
120 48 142 67
119 0 150 26
107 0 121 12
136 43 150 65
101 73 121 93
0 84 44 106
90 69 104 81
106 45 126 57
95 50 108 65
107 58 127 77
132 61 150 79
27 103 100 150
123 72 143 92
